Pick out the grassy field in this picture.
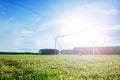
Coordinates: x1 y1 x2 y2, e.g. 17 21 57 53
0 55 120 80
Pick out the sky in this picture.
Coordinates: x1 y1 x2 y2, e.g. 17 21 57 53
0 0 120 52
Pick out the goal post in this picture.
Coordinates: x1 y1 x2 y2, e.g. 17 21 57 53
55 33 101 55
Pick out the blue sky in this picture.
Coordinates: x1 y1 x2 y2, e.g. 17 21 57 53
0 0 120 52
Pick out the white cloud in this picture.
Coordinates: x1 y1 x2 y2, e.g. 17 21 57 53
1 11 6 14
35 34 55 49
8 17 16 21
12 29 35 48
99 9 119 15
22 30 34 35
109 25 120 31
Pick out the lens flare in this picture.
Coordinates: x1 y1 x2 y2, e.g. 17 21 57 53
60 13 110 47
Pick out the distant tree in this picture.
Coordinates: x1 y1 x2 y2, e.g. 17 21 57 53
39 49 59 55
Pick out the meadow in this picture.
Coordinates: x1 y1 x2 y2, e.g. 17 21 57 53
0 54 120 80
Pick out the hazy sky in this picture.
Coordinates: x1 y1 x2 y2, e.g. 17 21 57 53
0 0 120 52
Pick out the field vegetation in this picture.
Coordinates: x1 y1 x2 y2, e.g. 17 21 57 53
0 54 120 80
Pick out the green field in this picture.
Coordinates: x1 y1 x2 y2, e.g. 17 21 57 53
0 55 120 80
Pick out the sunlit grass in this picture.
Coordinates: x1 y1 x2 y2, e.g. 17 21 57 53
0 55 120 80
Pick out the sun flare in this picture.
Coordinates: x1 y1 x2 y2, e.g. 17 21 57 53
60 13 109 47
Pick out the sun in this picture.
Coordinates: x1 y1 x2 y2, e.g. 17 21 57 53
59 13 108 47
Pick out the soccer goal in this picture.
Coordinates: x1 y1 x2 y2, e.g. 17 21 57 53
54 32 110 55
